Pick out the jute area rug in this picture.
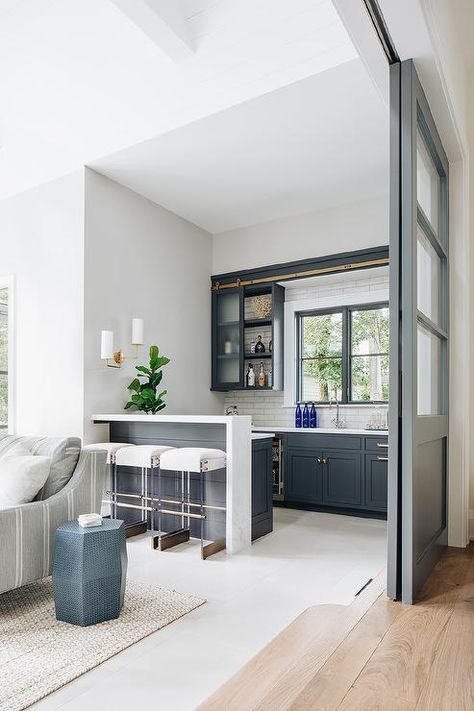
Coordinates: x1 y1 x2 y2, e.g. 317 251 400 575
0 578 205 711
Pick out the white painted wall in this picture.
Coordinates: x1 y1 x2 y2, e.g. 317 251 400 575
212 196 388 274
0 171 85 437
84 169 223 444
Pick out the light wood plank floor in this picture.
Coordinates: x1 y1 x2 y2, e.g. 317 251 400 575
199 545 474 711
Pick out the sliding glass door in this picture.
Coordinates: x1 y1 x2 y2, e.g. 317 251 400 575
388 60 449 603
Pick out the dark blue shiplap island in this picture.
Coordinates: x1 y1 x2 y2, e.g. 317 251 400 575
91 414 269 554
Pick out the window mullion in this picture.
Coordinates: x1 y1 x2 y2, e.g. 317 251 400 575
342 307 349 404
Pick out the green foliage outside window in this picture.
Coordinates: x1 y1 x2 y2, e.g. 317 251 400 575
299 305 389 403
0 289 8 427
301 313 342 401
351 308 389 401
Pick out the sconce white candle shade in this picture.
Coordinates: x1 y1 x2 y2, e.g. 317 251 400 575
131 318 144 345
101 330 115 360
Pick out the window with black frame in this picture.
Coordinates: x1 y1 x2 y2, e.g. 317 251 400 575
350 305 389 402
297 303 389 404
0 287 8 429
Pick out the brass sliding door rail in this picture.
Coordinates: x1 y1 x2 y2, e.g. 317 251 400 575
211 257 389 291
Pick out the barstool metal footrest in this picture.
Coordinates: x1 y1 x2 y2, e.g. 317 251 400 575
101 499 156 513
160 508 205 520
202 538 226 560
152 528 190 551
106 490 226 512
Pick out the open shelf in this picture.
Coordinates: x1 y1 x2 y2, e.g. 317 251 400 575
212 282 284 391
243 386 273 391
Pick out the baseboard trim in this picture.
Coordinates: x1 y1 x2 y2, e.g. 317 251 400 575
469 510 474 541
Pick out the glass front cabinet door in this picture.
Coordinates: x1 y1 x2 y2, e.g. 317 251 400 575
212 288 243 390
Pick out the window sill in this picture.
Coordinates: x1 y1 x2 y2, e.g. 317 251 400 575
281 403 389 409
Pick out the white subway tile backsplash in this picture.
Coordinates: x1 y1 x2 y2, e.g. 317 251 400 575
224 390 387 429
225 272 389 429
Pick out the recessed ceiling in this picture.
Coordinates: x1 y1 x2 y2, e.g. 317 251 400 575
92 58 388 233
0 0 357 199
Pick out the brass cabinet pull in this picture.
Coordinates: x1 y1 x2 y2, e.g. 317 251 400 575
377 456 389 462
377 443 389 449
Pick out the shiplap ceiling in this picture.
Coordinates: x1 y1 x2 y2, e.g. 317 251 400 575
92 58 388 233
0 0 358 200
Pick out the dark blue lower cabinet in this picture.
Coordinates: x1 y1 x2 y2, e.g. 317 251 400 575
365 453 388 511
252 439 273 540
322 451 363 508
281 436 388 515
285 449 323 504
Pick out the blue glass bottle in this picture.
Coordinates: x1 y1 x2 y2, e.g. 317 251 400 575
303 402 310 428
295 402 302 428
310 402 317 428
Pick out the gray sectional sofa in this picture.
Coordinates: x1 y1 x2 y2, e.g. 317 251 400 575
0 436 106 594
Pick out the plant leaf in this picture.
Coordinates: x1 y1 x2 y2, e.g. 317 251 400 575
149 345 159 361
135 365 151 377
128 378 141 392
124 401 135 409
150 371 163 387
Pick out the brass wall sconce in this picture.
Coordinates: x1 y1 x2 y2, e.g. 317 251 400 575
101 318 144 368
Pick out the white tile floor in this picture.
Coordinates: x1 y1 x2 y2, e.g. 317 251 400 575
32 509 387 711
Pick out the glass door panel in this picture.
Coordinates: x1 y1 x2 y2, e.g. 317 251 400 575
417 128 440 232
213 289 242 389
417 228 442 326
417 324 441 415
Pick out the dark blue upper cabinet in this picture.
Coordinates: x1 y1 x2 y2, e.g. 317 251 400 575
211 283 284 391
212 287 243 391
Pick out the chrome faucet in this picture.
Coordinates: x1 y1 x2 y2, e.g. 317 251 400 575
329 396 345 429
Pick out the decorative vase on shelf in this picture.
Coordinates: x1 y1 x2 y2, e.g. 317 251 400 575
255 335 265 353
251 295 272 319
246 363 256 387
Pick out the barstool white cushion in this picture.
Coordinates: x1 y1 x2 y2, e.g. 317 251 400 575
160 447 226 473
115 445 175 468
83 442 135 464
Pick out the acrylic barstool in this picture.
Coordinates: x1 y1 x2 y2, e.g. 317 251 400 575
83 442 136 518
158 447 227 559
114 444 175 544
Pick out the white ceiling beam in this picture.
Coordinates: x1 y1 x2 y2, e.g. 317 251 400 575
110 0 194 63
332 0 389 105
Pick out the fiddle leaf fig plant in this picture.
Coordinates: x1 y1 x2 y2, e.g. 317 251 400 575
125 345 170 414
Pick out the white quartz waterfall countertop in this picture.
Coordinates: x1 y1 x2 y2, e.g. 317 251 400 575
92 414 252 424
253 426 388 435
92 413 253 556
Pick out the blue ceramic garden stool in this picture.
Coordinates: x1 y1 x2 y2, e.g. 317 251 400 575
52 519 127 626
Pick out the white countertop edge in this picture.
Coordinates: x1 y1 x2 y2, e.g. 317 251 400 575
92 413 252 424
251 432 275 440
253 426 388 436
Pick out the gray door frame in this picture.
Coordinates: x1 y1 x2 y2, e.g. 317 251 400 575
388 59 449 603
